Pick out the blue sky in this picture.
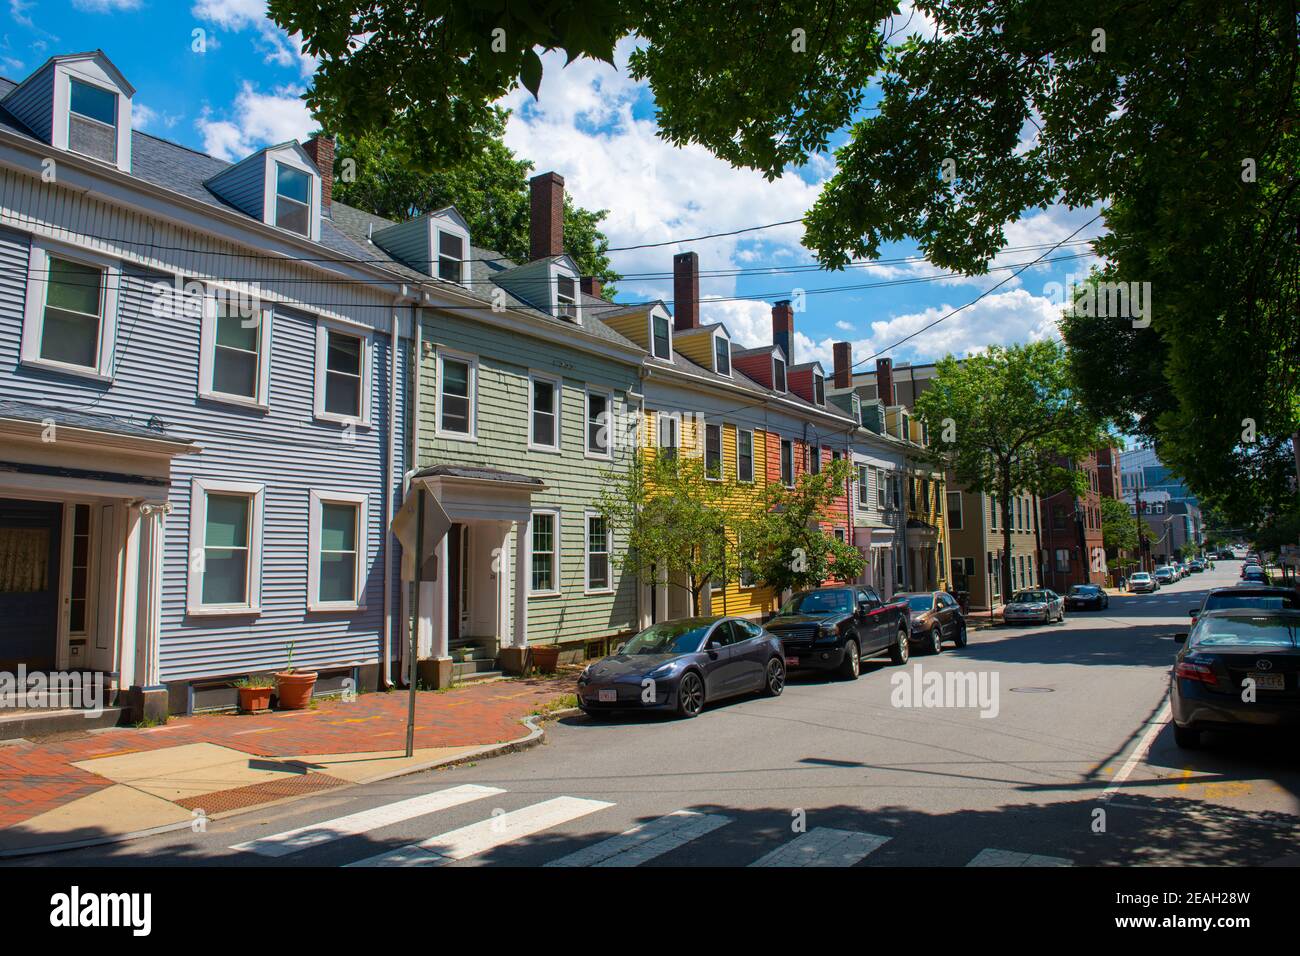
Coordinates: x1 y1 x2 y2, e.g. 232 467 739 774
5 0 1106 371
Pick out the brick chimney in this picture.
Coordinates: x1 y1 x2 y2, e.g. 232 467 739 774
833 341 852 389
876 357 895 406
303 134 335 212
673 252 700 331
772 300 794 364
529 171 565 260
580 276 602 299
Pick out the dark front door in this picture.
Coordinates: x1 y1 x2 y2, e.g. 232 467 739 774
0 499 62 672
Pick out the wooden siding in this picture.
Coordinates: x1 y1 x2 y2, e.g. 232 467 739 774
417 309 641 645
672 327 716 371
205 152 267 220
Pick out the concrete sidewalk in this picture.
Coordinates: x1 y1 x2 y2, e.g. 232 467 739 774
0 675 576 857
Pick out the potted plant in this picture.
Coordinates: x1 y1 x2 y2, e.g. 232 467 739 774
530 644 560 674
232 674 275 713
274 642 318 710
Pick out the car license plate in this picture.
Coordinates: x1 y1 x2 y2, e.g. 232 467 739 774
598 689 617 703
785 656 799 667
1248 672 1284 691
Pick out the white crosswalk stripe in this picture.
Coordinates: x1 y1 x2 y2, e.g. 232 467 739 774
230 784 505 857
966 848 1073 867
544 810 733 868
749 827 890 867
347 796 614 867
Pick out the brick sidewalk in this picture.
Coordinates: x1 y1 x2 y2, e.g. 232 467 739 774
0 675 576 839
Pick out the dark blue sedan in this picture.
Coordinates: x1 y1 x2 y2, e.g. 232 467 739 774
577 617 786 718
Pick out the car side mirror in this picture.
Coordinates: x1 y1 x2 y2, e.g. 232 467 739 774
1173 632 1188 643
1189 609 1199 618
614 643 625 654
706 640 722 651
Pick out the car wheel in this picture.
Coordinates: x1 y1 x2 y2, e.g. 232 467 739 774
763 657 786 697
953 621 968 648
676 671 704 718
927 626 943 655
889 628 910 665
1173 724 1201 749
839 640 860 680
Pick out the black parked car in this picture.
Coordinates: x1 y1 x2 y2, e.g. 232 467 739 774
765 586 911 679
1170 608 1300 747
1178 586 1300 638
577 617 785 719
895 591 967 652
1065 584 1109 611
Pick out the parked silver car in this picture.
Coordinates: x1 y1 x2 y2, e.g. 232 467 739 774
1003 588 1066 625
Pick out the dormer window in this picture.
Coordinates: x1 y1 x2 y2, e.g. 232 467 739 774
275 163 312 236
773 356 787 393
67 78 117 164
438 231 465 283
652 314 672 359
714 336 731 376
814 371 826 405
556 274 578 318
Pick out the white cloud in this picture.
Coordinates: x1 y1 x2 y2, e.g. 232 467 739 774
71 0 141 10
195 82 313 161
835 320 855 332
191 0 317 76
9 0 35 28
131 101 181 132
699 298 775 349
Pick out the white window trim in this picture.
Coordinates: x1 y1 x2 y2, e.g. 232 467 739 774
780 438 795 488
528 370 563 452
813 371 826 406
650 313 673 360
20 240 119 381
553 267 581 321
308 489 368 612
432 222 471 288
654 409 680 455
858 465 870 507
583 386 615 460
737 428 756 483
262 152 321 241
313 320 373 427
704 421 724 481
198 290 273 409
772 355 787 393
53 67 132 173
713 333 732 377
529 508 562 598
434 348 479 441
186 478 264 616
583 510 613 595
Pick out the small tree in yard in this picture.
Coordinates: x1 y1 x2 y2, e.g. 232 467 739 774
597 449 753 617
742 457 866 598
914 341 1106 603
1101 495 1140 581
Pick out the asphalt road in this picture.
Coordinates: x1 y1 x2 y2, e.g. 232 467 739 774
15 560 1300 868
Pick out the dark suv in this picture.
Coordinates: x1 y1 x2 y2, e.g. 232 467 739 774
765 586 911 680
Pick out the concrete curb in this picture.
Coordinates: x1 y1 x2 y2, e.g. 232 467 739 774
0 708 574 860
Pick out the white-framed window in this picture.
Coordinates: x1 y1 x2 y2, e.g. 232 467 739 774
555 272 578 319
808 444 821 475
947 491 963 530
813 371 826 405
435 349 477 439
308 490 367 610
858 465 870 506
656 410 680 460
584 511 612 594
67 76 118 165
437 229 466 284
585 388 613 459
1055 548 1071 572
704 422 723 478
528 371 562 451
773 355 787 393
314 322 371 425
199 292 272 408
20 241 119 380
187 478 264 615
737 428 755 483
274 162 313 236
877 469 888 508
780 439 795 487
714 335 731 376
652 313 672 360
530 510 560 596
834 528 847 543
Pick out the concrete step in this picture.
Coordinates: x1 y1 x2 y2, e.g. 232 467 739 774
456 670 504 684
0 705 128 741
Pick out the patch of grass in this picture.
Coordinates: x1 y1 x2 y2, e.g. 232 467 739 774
133 714 168 729
531 693 578 717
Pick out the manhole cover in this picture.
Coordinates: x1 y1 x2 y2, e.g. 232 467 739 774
1010 686 1055 693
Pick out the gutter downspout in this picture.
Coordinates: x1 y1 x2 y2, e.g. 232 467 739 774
382 299 400 689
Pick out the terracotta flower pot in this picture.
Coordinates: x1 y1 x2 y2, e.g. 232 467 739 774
274 671 318 710
530 645 560 674
237 685 273 714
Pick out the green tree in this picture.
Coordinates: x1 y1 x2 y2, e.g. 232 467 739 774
741 458 866 596
1100 494 1138 556
913 342 1105 601
597 450 754 616
333 116 619 293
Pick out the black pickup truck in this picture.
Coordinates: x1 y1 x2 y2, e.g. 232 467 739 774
764 586 912 680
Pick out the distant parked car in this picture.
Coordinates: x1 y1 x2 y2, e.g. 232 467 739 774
1065 584 1109 611
1003 588 1065 625
1129 572 1158 593
1155 566 1176 585
1188 560 1205 573
896 591 968 653
577 617 785 719
766 586 911 678
1170 608 1300 748
1241 565 1272 585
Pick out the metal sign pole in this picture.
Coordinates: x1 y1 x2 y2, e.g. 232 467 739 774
405 487 426 759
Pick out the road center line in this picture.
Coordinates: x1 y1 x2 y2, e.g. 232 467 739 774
1100 701 1171 802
